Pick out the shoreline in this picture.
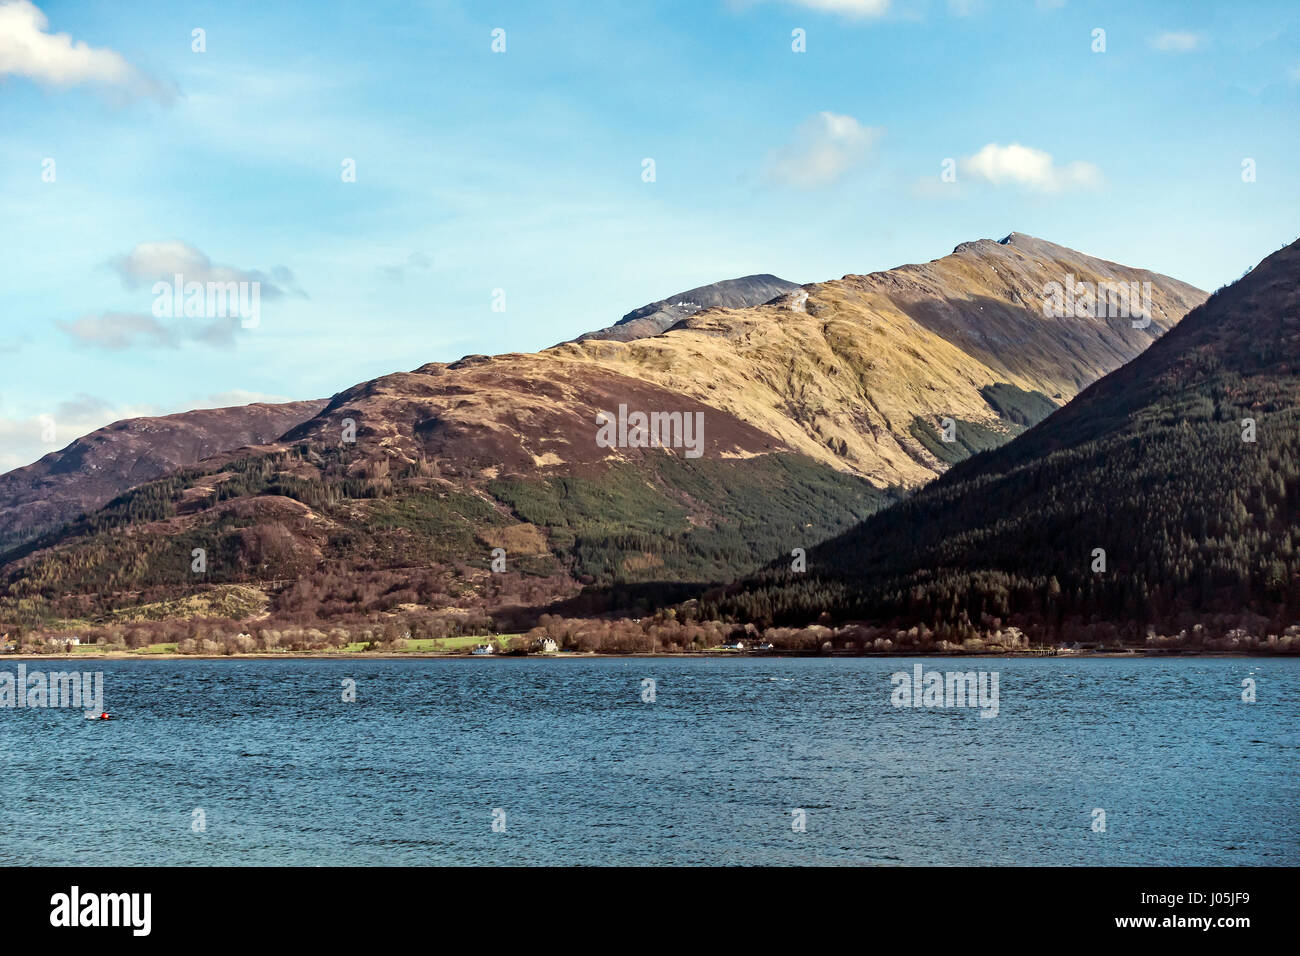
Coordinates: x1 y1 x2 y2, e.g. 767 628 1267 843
2 649 1285 661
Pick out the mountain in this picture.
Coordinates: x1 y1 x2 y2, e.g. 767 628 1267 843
0 234 1207 634
713 237 1300 647
554 233 1206 485
0 400 327 551
572 274 802 343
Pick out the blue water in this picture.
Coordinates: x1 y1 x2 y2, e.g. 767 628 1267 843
0 657 1295 865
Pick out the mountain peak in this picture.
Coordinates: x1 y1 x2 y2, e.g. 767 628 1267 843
568 273 801 344
951 237 1005 255
950 232 1055 256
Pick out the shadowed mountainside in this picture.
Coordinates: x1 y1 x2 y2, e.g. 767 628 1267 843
712 236 1300 645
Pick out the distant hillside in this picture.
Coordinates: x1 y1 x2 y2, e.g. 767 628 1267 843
572 274 801 343
0 233 1206 633
0 400 327 551
713 237 1300 646
0 358 892 630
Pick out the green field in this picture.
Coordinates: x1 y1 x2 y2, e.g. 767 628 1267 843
339 635 501 653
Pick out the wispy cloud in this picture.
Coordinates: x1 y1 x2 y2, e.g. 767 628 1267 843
764 112 882 188
1151 31 1206 53
0 0 174 103
379 252 434 282
108 240 306 300
55 312 241 351
960 143 1101 193
778 0 891 17
55 312 174 350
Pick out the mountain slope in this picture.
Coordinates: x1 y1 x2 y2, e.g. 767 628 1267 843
0 234 1207 632
0 362 891 629
573 274 801 343
714 237 1300 645
553 233 1207 485
0 400 327 550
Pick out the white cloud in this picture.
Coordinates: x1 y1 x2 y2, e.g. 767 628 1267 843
53 240 301 353
1151 31 1206 53
55 312 175 350
782 0 890 17
108 240 306 299
959 143 1101 193
0 0 173 103
765 112 882 188
54 311 241 351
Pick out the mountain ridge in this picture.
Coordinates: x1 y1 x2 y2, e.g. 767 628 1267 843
0 233 1211 636
548 231 1206 484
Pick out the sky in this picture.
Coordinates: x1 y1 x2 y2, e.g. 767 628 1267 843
1 0 1297 470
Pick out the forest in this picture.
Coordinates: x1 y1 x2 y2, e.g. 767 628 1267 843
705 241 1300 647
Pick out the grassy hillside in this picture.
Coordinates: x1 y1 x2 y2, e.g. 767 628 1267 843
0 233 1205 638
0 444 892 630
551 233 1206 485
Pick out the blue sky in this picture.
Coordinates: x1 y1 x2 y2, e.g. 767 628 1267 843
1 0 1297 469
